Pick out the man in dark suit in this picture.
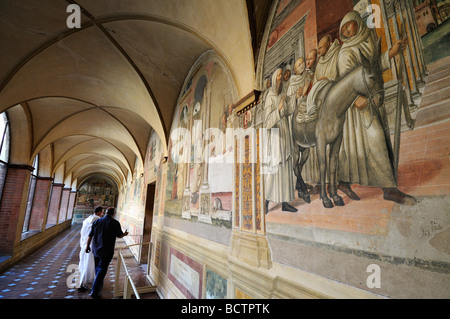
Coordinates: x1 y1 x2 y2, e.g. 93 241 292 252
85 207 128 298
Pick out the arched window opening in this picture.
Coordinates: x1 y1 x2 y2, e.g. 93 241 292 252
0 112 10 201
45 175 54 229
22 155 39 234
45 173 59 229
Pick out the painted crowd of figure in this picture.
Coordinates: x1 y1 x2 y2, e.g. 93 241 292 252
262 10 417 213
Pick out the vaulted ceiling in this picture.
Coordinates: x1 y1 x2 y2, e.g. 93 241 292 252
0 0 272 189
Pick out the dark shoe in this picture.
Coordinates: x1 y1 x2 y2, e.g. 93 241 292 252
337 182 360 200
78 286 88 292
90 293 101 299
282 202 298 213
383 188 416 205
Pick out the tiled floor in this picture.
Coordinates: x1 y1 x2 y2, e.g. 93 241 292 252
0 224 158 299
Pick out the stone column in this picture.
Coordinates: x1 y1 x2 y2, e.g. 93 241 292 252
229 92 272 270
400 0 425 87
397 0 421 100
182 106 193 220
384 0 417 109
405 0 428 78
199 80 213 224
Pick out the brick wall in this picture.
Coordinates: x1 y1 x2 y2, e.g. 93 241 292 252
268 0 318 56
0 162 7 199
0 165 31 255
315 0 354 41
267 0 354 57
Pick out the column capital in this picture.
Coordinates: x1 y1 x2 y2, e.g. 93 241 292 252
36 176 54 181
6 163 34 172
52 183 65 187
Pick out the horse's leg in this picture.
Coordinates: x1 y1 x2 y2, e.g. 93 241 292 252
293 143 311 203
293 143 301 190
297 147 311 203
316 137 333 208
329 134 345 206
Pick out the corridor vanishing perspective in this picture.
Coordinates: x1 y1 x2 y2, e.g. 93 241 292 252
0 0 449 301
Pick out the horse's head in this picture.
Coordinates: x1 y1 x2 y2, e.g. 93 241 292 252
358 38 385 108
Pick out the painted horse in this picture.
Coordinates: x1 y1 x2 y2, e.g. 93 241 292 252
292 40 385 208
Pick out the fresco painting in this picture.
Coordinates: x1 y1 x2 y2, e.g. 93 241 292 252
117 0 449 298
168 248 203 299
249 0 450 274
205 269 228 299
2 0 449 301
164 52 238 228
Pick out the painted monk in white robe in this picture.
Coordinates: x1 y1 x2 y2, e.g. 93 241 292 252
78 206 103 291
287 57 312 100
337 10 415 205
287 57 315 125
314 35 341 84
264 68 297 213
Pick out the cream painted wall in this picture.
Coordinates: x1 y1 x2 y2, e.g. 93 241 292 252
5 105 31 165
37 144 53 177
77 0 256 98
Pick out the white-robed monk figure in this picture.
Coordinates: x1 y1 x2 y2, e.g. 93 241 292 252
263 68 298 214
287 57 312 101
336 10 416 205
77 206 103 292
314 34 341 84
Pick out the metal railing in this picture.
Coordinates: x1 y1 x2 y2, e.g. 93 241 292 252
113 241 157 299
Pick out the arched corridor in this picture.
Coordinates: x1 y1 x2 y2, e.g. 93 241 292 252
0 0 449 301
0 0 265 274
